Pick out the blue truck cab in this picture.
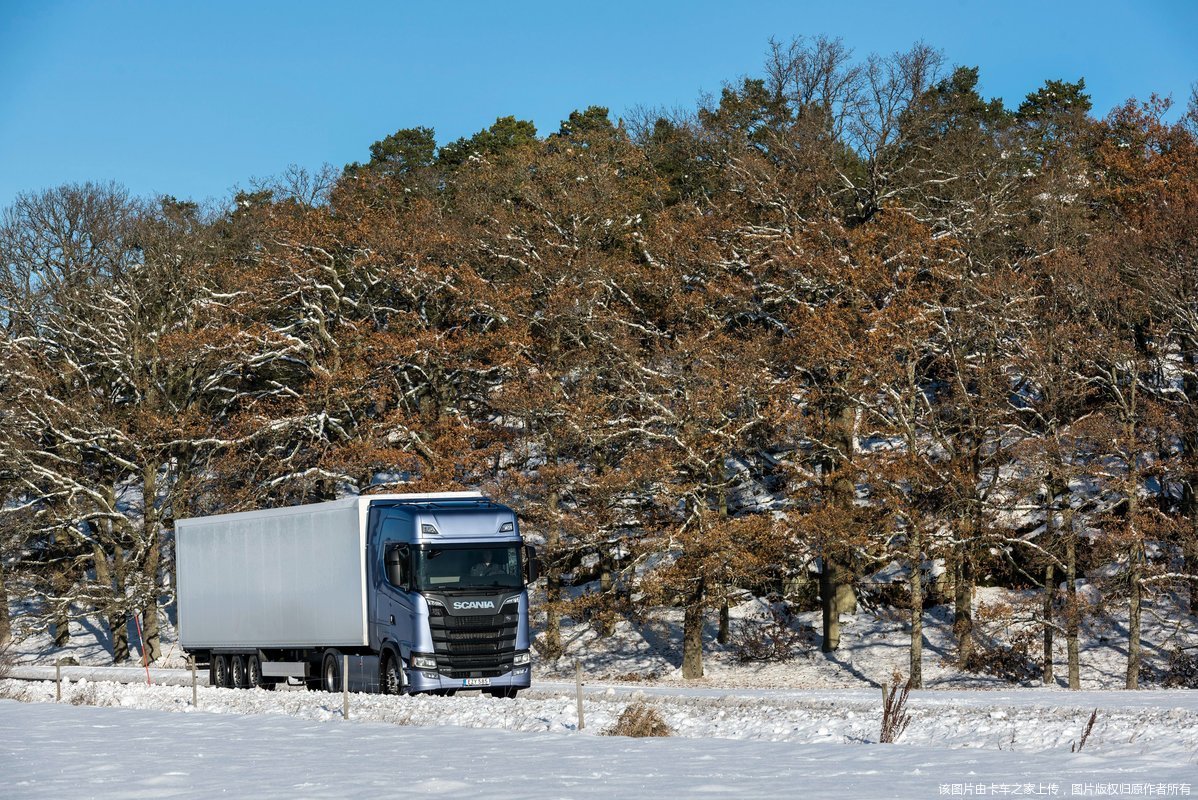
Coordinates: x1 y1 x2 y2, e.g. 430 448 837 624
370 496 538 697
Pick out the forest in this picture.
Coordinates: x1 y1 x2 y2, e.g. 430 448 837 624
2 37 1197 690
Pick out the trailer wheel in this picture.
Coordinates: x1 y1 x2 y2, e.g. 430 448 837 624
381 653 404 695
212 654 231 689
231 655 248 689
321 650 343 693
246 655 263 689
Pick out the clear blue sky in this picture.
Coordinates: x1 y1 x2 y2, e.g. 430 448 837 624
2 0 1195 209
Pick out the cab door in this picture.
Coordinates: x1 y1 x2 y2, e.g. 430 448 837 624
375 513 414 650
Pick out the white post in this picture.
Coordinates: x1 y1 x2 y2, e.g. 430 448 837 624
342 654 350 720
55 660 62 703
190 656 198 707
575 659 585 731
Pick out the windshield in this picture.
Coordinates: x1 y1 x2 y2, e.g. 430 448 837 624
414 545 523 591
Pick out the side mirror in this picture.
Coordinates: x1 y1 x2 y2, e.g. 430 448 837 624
524 544 540 584
385 545 409 589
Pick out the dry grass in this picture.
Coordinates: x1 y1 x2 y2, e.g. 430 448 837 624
604 701 672 738
1071 709 1099 753
880 670 913 744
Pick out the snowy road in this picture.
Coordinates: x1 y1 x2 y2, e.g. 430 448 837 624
2 699 1196 800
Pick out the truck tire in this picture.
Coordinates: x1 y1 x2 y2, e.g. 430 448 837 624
231 655 248 689
321 650 342 693
212 654 231 689
246 655 263 689
381 653 404 695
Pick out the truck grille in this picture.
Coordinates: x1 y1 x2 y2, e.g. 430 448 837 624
428 607 518 678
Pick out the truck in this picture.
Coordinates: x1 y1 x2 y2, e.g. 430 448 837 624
175 492 537 697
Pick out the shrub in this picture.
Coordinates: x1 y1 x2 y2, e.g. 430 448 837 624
1159 647 1198 688
961 639 1041 683
959 604 1041 683
604 701 672 738
732 604 810 663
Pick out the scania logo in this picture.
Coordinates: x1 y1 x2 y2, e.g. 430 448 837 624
453 600 496 610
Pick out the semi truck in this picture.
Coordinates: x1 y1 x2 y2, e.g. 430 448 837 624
176 492 537 697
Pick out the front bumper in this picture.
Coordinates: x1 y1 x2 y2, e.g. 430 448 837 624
406 665 531 693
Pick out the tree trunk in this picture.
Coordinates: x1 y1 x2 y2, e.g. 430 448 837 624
597 550 615 638
50 558 71 648
953 540 974 668
0 557 11 648
715 482 730 646
1066 531 1080 690
682 577 705 679
1126 539 1143 690
140 463 161 662
542 490 563 660
908 524 923 688
820 557 848 653
1184 479 1198 616
1188 539 1198 617
1124 404 1142 691
52 599 70 648
820 402 857 653
1182 363 1198 616
92 543 126 665
1042 563 1054 685
112 544 129 664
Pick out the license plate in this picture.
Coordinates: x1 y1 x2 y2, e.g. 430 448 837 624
463 678 491 687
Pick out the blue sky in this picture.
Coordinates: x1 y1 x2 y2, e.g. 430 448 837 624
1 0 1195 208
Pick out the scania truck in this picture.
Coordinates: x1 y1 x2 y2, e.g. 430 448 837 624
176 492 537 697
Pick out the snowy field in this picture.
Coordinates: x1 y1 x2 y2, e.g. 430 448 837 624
2 699 1196 800
4 595 1198 797
2 676 1197 798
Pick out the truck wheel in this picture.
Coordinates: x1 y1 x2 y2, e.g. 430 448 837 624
321 650 342 693
231 655 248 689
212 655 231 688
246 655 263 689
381 653 404 695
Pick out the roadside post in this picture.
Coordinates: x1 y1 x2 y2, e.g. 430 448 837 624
342 654 350 720
575 659 585 731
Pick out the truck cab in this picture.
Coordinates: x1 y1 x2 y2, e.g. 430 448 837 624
369 497 536 697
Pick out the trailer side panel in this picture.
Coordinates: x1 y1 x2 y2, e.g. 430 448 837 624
177 502 367 649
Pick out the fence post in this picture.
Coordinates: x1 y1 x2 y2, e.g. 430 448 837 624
190 656 198 707
575 659 585 731
342 654 350 720
56 659 62 703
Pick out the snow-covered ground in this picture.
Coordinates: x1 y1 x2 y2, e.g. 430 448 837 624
5 592 1198 797
2 685 1196 799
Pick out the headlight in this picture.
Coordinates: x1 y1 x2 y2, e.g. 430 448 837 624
513 651 531 666
412 653 437 670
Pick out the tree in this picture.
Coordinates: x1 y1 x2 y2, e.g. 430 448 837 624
438 116 538 168
345 126 438 180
